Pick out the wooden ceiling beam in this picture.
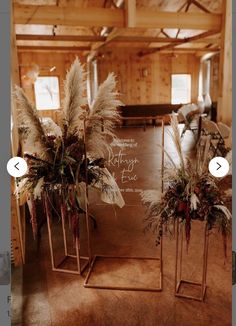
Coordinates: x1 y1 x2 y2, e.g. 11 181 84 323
116 36 220 44
15 34 221 44
175 0 192 39
188 37 220 44
17 45 219 53
160 29 171 38
125 0 136 28
136 10 221 30
139 30 220 56
14 5 222 30
16 34 106 42
177 1 189 13
91 28 121 51
161 47 220 52
112 47 220 52
14 6 123 28
17 45 91 51
177 30 219 44
191 0 211 13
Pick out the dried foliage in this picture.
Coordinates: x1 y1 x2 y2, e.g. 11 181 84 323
141 114 231 257
14 58 124 238
62 58 87 137
14 86 52 161
86 73 124 156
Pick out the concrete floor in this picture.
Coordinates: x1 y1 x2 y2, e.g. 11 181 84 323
12 126 232 326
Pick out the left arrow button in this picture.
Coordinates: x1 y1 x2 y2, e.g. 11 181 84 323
14 162 20 170
7 157 28 177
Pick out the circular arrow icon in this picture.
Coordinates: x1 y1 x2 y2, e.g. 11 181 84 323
7 157 28 178
209 157 229 178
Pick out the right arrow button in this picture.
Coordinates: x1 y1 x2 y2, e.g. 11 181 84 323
216 162 221 170
209 157 229 178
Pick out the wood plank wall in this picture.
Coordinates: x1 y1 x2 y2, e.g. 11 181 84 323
210 54 220 102
12 19 25 266
217 0 232 125
18 52 87 125
97 50 200 105
18 50 214 124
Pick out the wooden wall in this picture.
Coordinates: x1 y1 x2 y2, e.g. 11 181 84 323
18 50 201 124
217 0 232 125
97 50 200 105
18 52 87 125
210 54 220 102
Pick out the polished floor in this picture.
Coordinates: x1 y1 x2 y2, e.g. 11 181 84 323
12 126 232 326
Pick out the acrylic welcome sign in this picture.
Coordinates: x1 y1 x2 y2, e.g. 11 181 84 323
84 122 164 291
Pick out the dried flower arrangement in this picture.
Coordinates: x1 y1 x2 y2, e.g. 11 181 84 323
141 114 231 257
14 58 125 238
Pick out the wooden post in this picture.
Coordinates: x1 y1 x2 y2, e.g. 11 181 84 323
11 9 25 266
125 0 136 28
217 0 232 125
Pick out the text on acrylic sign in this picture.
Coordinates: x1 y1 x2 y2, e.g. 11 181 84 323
108 138 139 184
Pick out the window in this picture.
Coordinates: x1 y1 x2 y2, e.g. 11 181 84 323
34 76 60 110
171 74 191 105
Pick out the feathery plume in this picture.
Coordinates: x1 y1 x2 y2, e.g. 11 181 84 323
13 86 52 161
169 114 185 171
214 205 232 221
63 57 87 136
86 73 123 156
140 190 161 207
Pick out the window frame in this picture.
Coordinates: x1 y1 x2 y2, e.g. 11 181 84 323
33 75 61 111
171 73 192 105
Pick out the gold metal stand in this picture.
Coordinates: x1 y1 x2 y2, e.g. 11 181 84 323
161 118 165 193
84 248 163 291
174 217 209 301
82 119 164 291
43 191 89 275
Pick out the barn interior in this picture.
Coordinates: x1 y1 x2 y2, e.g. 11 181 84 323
11 1 232 325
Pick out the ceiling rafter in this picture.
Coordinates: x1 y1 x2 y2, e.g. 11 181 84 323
16 34 220 45
161 29 171 38
145 0 214 52
91 0 134 52
13 5 222 30
17 45 219 53
175 0 192 39
17 45 91 51
191 0 211 13
16 34 106 42
14 1 222 56
138 30 220 57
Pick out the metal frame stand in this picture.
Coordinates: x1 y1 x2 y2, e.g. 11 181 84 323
43 191 89 275
82 118 164 292
174 217 209 301
83 247 163 291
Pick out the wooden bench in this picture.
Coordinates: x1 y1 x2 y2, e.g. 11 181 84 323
120 104 182 130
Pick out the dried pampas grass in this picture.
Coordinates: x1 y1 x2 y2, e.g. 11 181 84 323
14 58 123 160
86 73 123 156
169 114 185 170
13 86 52 161
63 57 87 136
140 190 161 208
